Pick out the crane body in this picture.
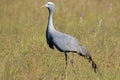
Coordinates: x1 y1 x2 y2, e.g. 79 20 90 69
42 2 97 77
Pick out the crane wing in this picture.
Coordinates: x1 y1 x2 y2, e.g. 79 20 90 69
52 31 82 52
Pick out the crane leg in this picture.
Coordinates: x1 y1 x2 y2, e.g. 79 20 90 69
70 53 76 75
71 53 77 80
64 52 68 80
71 59 76 75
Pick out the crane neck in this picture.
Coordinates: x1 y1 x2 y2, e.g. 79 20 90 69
47 10 55 32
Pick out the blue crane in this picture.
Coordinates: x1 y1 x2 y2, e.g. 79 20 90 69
41 2 97 77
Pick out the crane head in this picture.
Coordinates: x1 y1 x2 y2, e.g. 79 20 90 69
41 2 55 12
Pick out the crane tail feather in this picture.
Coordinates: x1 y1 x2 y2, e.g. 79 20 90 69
87 56 97 73
92 60 97 73
78 53 97 73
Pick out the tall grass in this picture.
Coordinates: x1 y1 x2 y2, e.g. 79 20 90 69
0 0 120 80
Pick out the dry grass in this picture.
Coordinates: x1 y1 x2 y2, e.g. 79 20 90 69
0 0 120 80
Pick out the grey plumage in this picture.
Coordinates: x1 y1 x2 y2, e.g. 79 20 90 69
43 2 97 73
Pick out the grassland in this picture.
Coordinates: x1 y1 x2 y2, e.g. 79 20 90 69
0 0 120 80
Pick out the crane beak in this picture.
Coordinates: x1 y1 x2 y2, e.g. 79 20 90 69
41 5 45 8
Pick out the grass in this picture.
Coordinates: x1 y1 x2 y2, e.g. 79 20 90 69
0 0 120 80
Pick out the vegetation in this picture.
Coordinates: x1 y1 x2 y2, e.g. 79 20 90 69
0 0 120 80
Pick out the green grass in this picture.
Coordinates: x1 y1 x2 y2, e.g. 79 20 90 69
0 0 120 80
